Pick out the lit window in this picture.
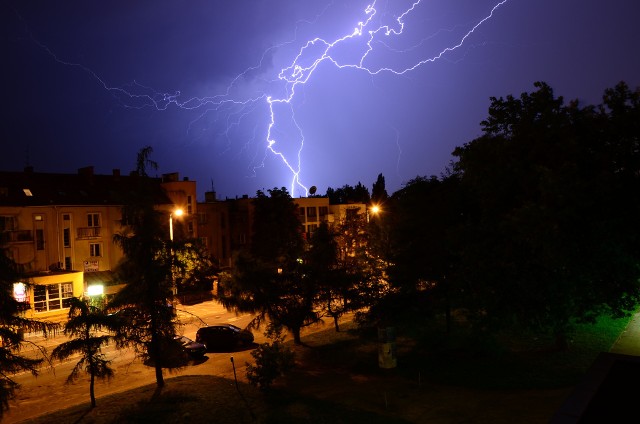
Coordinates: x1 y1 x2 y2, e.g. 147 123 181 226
23 188 33 196
33 283 74 312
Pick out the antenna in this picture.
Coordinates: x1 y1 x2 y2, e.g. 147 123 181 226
309 186 317 195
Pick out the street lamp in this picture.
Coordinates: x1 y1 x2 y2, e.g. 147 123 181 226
367 204 381 222
169 208 184 241
169 208 183 296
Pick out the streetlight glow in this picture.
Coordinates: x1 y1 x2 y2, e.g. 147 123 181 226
169 208 184 241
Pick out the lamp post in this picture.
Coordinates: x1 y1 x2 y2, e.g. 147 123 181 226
169 208 183 296
169 208 184 242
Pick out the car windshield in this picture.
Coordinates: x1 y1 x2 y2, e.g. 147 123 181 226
176 336 191 345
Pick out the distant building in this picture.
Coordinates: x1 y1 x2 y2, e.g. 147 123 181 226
1 163 368 318
196 192 366 267
0 166 195 319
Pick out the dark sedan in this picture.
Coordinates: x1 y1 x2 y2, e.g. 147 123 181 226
174 335 207 358
196 324 254 351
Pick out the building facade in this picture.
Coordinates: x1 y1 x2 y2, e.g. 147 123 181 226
0 166 194 319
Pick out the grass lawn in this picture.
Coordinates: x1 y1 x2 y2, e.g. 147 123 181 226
18 313 632 423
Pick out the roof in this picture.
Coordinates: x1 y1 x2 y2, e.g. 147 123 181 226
0 167 172 207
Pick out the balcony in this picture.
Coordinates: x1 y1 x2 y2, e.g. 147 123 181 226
0 230 34 243
77 227 101 239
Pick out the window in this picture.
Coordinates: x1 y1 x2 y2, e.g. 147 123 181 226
187 195 193 214
319 206 328 217
33 283 73 312
87 213 100 227
0 216 16 231
63 228 71 247
188 221 194 234
35 229 45 250
90 243 102 257
64 256 72 270
307 207 317 219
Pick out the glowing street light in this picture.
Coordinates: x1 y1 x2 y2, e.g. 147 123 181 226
169 208 184 241
368 204 381 222
169 208 183 297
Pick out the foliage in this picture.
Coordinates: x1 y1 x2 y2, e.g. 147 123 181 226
51 297 116 408
109 146 179 386
371 173 388 206
218 187 315 344
246 325 295 392
450 81 640 346
0 248 58 418
326 182 371 204
327 208 388 329
173 240 218 293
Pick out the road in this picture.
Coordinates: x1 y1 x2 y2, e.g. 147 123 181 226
3 299 259 424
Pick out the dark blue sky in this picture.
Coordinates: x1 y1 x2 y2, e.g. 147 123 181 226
3 0 640 200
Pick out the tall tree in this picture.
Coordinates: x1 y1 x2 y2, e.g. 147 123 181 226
371 173 388 206
452 81 640 348
51 297 115 408
109 146 178 386
218 188 315 344
383 174 464 332
0 249 58 418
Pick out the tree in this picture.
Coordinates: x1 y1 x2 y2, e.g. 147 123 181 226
0 249 58 418
173 240 219 293
218 188 316 344
109 146 179 386
245 325 295 392
51 297 115 408
452 81 640 348
383 174 465 332
371 173 388 206
326 183 371 204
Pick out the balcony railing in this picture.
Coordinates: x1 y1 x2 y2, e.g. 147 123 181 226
0 230 33 243
77 227 101 239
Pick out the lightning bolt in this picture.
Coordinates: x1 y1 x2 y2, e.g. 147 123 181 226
22 0 510 197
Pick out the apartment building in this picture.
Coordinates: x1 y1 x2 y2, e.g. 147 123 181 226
0 166 195 319
197 192 366 267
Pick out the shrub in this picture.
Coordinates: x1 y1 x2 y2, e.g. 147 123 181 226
246 325 295 392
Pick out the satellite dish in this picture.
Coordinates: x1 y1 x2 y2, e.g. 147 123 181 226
309 186 317 195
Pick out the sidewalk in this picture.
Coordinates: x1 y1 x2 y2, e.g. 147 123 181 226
551 309 640 423
609 309 640 355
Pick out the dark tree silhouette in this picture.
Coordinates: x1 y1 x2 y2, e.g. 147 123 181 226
52 297 116 408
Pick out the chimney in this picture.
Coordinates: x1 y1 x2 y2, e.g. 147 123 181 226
112 169 121 177
24 165 34 173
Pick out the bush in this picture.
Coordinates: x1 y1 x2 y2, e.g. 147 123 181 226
246 325 295 392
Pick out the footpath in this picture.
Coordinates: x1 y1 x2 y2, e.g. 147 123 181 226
551 309 640 423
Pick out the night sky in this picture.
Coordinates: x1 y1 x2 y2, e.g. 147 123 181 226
3 0 640 200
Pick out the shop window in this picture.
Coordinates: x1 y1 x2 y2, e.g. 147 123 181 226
33 283 73 312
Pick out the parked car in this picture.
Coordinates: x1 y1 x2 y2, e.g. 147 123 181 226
174 335 207 359
196 324 254 351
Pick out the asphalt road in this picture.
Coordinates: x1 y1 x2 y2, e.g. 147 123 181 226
4 300 258 424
